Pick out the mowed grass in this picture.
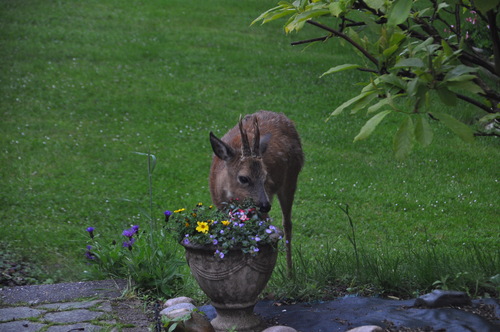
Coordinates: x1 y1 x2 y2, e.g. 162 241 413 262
1 0 498 297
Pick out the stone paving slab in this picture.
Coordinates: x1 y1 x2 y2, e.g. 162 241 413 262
0 307 45 321
0 279 151 332
36 299 110 311
0 279 128 305
45 322 102 332
43 308 106 323
0 320 46 332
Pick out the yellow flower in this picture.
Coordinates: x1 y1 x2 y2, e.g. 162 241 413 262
174 208 186 213
196 221 209 234
197 202 203 207
222 220 231 226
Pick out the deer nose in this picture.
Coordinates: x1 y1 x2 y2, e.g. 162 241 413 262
259 203 271 213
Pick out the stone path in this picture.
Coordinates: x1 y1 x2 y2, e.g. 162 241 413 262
2 280 499 332
0 280 151 332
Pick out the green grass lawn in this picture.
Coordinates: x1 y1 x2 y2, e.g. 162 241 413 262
1 0 498 298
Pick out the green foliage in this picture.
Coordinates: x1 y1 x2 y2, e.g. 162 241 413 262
254 0 500 158
167 199 282 258
270 212 500 300
83 153 185 297
84 225 185 297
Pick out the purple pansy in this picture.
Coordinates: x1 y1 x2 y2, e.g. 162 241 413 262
123 238 136 250
164 210 172 222
86 227 95 239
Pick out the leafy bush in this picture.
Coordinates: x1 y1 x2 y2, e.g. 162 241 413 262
84 220 185 297
253 0 500 158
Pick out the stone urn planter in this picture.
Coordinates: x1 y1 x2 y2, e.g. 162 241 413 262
182 242 278 332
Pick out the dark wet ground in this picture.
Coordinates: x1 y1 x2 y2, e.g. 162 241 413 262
200 296 500 332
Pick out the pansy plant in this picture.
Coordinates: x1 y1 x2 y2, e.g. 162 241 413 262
166 199 282 259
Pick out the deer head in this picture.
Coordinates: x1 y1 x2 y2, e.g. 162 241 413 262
209 117 272 212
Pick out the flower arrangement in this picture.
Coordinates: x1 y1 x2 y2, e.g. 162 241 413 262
165 199 283 259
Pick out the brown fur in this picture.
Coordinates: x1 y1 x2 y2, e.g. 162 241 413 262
209 110 304 272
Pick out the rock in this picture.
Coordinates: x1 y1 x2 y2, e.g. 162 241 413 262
183 311 215 332
160 302 197 316
164 296 195 308
414 289 472 308
262 326 298 332
162 308 192 320
346 326 383 332
160 307 215 332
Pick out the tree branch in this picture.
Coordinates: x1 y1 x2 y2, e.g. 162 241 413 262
474 132 500 137
455 93 495 113
487 10 500 76
306 20 380 68
291 35 330 46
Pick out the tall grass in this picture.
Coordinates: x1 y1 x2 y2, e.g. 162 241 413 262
1 0 498 298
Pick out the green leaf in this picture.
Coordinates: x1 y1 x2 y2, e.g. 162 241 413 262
437 2 450 12
415 115 433 147
436 87 457 106
354 110 391 141
441 40 453 57
378 74 406 90
407 77 428 98
367 98 391 113
474 0 500 14
446 74 477 82
478 113 500 124
444 65 477 80
413 37 434 54
393 116 414 160
329 2 345 17
320 64 361 77
387 0 412 26
149 154 157 174
251 5 284 25
432 112 475 143
329 90 377 117
383 43 400 57
364 0 386 11
350 91 378 114
294 8 330 23
262 9 297 24
394 57 425 68
446 80 485 94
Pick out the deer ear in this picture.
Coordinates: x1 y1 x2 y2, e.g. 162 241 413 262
259 133 272 155
210 132 234 161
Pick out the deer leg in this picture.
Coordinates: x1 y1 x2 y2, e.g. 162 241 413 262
277 176 298 276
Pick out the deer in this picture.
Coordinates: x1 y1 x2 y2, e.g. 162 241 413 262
209 110 304 273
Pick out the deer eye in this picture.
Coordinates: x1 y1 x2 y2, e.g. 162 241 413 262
238 176 250 185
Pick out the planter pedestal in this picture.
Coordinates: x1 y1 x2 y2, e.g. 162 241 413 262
182 243 278 332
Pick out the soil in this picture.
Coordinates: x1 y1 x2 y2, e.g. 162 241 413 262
112 298 160 331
